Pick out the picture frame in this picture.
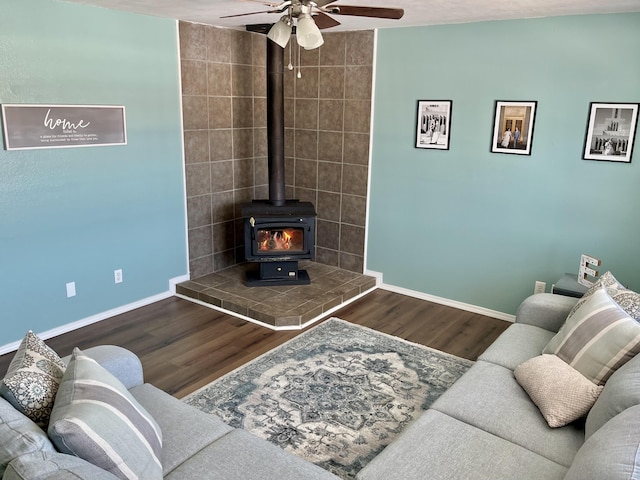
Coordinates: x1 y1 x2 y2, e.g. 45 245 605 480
491 101 537 155
582 102 638 163
415 100 452 150
1 104 127 150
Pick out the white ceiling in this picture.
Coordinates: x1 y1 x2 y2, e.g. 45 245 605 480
62 0 640 32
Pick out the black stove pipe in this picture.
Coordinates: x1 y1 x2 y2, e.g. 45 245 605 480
266 39 286 207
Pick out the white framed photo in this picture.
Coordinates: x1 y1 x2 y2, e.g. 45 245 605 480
491 100 537 156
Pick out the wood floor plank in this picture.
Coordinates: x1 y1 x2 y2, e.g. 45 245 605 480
0 289 510 399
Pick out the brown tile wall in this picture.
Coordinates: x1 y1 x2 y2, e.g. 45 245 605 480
284 31 373 273
180 22 372 276
180 22 268 278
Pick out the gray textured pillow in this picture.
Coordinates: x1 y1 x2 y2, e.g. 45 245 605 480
48 348 162 480
0 331 65 427
0 397 56 476
569 271 640 320
514 354 603 428
4 451 120 480
564 403 640 480
543 286 640 385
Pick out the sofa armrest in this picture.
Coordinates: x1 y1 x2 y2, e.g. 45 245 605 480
62 345 144 389
515 293 579 333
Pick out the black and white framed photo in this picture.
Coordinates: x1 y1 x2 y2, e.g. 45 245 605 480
582 102 638 163
415 100 452 150
491 101 537 155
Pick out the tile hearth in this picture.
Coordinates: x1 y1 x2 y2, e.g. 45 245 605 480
176 261 377 328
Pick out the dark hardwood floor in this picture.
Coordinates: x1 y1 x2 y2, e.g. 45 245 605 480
0 289 510 399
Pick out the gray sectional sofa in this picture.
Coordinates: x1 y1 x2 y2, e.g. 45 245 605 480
357 293 640 480
0 345 339 479
3 292 639 479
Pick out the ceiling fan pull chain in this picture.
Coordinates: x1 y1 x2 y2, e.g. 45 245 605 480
288 41 294 71
297 41 302 79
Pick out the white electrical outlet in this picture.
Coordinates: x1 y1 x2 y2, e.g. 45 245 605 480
534 281 546 295
114 269 123 284
66 282 76 298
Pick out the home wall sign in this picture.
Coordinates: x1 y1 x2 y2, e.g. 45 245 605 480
1 104 127 150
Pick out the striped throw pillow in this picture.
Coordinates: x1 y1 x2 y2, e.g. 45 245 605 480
48 348 162 480
544 286 640 385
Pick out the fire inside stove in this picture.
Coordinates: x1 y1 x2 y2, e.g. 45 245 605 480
257 228 304 253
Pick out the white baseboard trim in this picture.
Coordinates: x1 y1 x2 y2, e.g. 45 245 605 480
174 293 292 330
301 285 377 328
170 274 190 293
0 275 190 356
366 270 515 323
364 269 383 284
176 284 378 331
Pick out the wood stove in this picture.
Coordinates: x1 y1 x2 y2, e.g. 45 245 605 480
242 200 316 286
242 38 316 287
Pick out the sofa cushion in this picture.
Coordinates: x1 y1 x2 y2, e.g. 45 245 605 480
564 404 640 480
66 346 144 390
585 352 640 439
355 409 568 480
164 429 339 480
3 451 120 480
0 396 56 476
569 271 640 320
0 331 66 427
514 354 603 428
478 323 555 370
130 383 233 476
543 286 640 385
48 348 162 480
430 360 583 467
515 293 578 332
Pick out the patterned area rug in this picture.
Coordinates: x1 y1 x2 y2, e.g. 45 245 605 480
183 318 472 479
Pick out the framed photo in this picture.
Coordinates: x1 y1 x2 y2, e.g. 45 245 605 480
491 101 537 155
582 102 638 163
416 100 452 150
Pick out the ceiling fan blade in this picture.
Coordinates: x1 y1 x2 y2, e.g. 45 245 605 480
312 11 341 29
313 0 339 7
221 1 290 19
238 0 281 6
220 9 280 18
327 5 404 20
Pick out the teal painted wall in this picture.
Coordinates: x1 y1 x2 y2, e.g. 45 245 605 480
369 14 640 315
0 0 187 344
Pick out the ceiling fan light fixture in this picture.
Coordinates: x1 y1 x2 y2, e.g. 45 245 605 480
267 15 292 48
295 14 324 50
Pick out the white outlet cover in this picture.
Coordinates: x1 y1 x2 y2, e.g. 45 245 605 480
66 282 76 297
534 281 546 294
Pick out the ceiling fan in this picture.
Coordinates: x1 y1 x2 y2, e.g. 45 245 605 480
221 0 404 50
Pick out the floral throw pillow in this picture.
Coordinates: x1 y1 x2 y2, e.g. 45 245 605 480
569 271 640 320
0 331 66 428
